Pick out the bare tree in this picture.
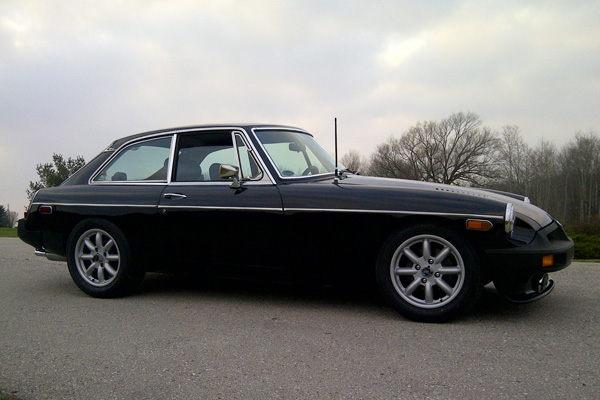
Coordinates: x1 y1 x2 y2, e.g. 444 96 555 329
368 137 417 179
559 132 600 223
8 210 18 227
0 205 8 227
497 125 532 194
340 150 366 173
373 112 500 185
528 140 560 216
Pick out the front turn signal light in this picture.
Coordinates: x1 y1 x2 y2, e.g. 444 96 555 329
542 255 554 268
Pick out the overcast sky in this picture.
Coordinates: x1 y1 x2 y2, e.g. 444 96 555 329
1 0 599 217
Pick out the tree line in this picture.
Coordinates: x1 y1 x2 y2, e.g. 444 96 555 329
342 111 599 228
0 205 18 228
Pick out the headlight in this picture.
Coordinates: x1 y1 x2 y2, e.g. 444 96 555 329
505 203 515 236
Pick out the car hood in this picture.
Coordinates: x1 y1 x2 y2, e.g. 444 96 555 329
337 175 553 230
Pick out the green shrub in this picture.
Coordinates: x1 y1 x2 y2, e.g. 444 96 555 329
568 217 600 236
567 232 600 260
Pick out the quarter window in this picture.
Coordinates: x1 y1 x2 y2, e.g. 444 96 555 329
94 136 172 182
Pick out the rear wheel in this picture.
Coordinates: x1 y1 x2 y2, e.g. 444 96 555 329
67 219 145 298
376 225 482 322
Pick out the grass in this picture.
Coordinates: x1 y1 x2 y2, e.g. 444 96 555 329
0 228 18 238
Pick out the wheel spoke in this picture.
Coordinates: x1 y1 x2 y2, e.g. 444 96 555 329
424 282 434 303
395 267 418 276
402 248 421 265
105 254 119 262
80 254 94 261
97 267 105 282
95 232 103 248
404 278 421 296
104 263 117 277
104 239 115 252
84 238 96 252
436 278 454 295
85 262 99 276
422 239 431 260
435 247 451 264
438 266 461 275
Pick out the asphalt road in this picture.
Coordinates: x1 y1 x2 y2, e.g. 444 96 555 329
1 238 599 400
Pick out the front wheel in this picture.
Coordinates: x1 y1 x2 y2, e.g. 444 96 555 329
376 225 483 322
67 219 145 298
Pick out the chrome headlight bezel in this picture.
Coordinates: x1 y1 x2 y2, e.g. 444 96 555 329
505 203 515 236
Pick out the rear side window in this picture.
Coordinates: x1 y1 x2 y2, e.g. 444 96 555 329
94 136 172 182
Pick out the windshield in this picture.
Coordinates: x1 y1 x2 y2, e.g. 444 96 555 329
254 130 336 178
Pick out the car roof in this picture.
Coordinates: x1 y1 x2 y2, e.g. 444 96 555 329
109 123 308 150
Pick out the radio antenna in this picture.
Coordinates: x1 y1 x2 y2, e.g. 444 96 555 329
334 117 339 179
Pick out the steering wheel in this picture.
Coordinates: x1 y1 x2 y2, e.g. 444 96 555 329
302 165 319 176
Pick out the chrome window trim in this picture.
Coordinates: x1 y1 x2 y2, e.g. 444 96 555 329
167 133 177 184
89 126 279 186
251 127 335 181
89 135 175 185
166 181 274 187
87 182 169 186
167 127 274 185
231 130 271 184
240 128 277 184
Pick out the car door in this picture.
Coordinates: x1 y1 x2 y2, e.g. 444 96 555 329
87 135 174 258
157 129 284 270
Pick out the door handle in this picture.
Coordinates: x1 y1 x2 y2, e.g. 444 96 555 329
163 193 187 200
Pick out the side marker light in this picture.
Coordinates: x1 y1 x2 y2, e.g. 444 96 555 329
466 219 493 231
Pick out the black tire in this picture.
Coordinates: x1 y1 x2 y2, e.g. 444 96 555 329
67 219 145 298
376 224 483 322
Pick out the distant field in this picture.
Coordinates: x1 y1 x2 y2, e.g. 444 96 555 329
0 228 18 238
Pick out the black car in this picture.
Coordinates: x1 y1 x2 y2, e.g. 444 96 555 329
18 124 574 322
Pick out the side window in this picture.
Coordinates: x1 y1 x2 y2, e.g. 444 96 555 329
175 131 234 182
94 136 172 182
174 131 263 182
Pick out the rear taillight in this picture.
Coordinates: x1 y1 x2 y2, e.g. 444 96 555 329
39 205 53 214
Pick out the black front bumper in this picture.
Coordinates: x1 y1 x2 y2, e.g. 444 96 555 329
485 221 574 295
